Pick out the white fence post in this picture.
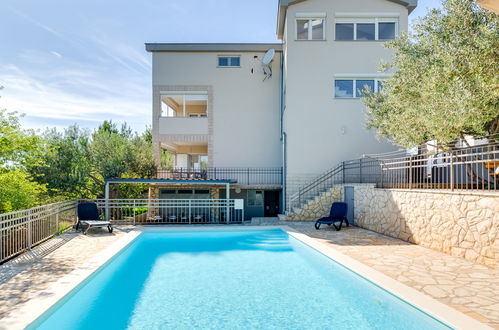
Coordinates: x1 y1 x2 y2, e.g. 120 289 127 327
27 208 32 251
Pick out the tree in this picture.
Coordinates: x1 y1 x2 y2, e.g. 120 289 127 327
90 121 132 180
30 126 99 199
0 109 41 167
0 170 47 213
0 93 47 211
364 0 499 147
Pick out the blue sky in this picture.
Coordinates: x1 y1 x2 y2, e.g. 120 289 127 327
0 0 440 133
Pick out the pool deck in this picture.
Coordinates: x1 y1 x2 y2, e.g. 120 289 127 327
0 223 497 329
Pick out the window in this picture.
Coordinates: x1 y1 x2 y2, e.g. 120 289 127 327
356 24 375 40
218 56 240 67
160 93 208 117
334 80 354 98
334 78 383 98
335 17 398 41
378 22 396 40
296 17 325 40
335 23 354 40
177 190 193 194
355 80 375 96
247 190 263 206
377 80 384 91
194 189 210 195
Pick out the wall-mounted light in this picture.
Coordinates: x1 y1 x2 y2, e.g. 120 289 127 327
235 188 241 194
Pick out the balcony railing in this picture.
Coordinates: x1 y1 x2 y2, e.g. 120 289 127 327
156 167 283 186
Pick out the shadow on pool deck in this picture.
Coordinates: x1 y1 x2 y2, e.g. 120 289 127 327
0 227 129 321
287 222 413 246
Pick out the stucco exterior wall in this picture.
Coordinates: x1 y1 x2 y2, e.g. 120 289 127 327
152 52 282 168
282 0 410 200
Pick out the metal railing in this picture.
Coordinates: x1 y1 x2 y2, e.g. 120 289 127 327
0 200 78 263
371 141 499 191
0 198 245 263
156 167 282 185
288 140 499 212
288 158 381 211
87 199 244 225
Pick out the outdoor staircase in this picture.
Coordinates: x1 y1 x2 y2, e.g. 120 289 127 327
285 158 380 220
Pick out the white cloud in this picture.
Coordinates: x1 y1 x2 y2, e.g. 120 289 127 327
0 64 151 131
51 51 62 58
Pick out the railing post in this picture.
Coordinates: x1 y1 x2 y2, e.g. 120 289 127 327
359 158 363 183
27 209 32 250
450 152 454 191
56 212 59 234
247 168 250 185
188 200 192 224
342 161 345 184
380 163 384 188
409 156 413 189
133 200 136 225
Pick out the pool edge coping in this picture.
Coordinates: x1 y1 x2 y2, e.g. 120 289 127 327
0 225 492 330
281 225 492 330
0 229 142 330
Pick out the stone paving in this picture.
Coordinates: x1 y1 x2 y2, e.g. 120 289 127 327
0 224 497 328
0 227 130 322
286 222 499 329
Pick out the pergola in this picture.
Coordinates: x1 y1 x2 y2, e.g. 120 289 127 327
103 178 236 200
103 178 238 222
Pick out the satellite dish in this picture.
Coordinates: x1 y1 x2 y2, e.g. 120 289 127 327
262 49 275 65
261 49 275 81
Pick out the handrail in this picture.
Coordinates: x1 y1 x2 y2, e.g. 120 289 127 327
288 141 499 213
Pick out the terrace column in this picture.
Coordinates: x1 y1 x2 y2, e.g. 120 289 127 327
105 181 110 221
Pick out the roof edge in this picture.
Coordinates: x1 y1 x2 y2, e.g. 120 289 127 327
145 43 283 53
276 0 418 39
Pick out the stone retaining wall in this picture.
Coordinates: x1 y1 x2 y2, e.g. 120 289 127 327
285 184 498 267
354 185 498 268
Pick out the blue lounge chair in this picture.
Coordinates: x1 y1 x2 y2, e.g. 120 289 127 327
314 202 349 231
76 202 113 234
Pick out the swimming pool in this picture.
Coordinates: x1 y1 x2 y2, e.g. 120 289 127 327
29 229 450 329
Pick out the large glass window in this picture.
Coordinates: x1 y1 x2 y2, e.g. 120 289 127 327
247 190 264 206
296 20 309 40
334 80 354 98
378 22 396 40
335 19 398 41
334 79 383 98
335 23 354 40
161 93 208 117
296 18 325 40
356 80 375 97
190 155 208 170
356 23 375 40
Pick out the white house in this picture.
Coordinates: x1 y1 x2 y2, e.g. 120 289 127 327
145 0 417 220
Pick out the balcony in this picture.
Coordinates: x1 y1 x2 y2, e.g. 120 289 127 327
156 167 283 186
158 117 208 136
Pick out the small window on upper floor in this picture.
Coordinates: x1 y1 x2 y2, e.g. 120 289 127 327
296 14 326 40
218 56 240 67
335 17 398 41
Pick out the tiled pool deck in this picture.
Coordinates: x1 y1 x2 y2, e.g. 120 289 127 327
0 224 497 329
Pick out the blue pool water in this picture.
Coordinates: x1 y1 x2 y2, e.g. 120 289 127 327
29 229 450 329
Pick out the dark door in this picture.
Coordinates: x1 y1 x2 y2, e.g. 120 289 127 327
344 186 354 225
264 191 280 217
